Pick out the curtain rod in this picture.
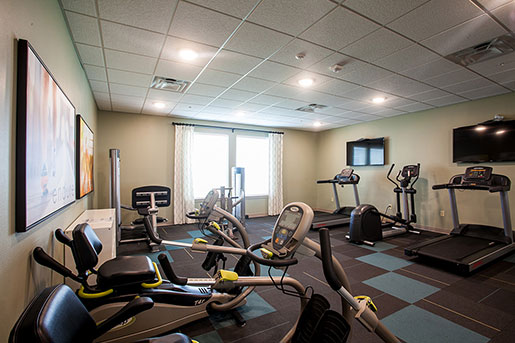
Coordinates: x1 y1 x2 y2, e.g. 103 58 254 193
172 122 284 135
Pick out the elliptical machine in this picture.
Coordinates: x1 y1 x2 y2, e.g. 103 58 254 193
348 164 421 246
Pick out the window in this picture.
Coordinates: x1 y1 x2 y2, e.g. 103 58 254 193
192 132 229 198
236 135 269 196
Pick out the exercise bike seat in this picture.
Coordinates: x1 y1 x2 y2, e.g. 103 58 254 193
9 284 195 343
72 223 156 288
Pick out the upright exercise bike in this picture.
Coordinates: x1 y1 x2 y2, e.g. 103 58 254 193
348 164 421 246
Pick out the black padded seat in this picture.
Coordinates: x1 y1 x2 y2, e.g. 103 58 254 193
97 255 156 289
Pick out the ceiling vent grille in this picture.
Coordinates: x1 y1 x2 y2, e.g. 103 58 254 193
151 76 190 93
445 34 515 67
296 103 328 113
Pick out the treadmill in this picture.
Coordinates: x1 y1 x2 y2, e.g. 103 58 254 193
405 166 514 273
311 168 360 229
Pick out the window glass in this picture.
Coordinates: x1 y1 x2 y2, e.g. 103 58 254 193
236 135 269 196
192 132 229 198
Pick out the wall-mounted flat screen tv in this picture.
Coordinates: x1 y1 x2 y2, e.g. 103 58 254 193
346 138 385 166
453 120 515 163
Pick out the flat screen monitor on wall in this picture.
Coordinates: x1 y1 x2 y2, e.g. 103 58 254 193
453 120 515 163
346 138 385 166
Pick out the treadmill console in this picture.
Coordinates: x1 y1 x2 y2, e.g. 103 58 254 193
265 203 314 258
199 189 219 216
463 166 493 183
401 164 419 178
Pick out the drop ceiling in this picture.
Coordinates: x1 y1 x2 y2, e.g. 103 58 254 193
59 0 515 131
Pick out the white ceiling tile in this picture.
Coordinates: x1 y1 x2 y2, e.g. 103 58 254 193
172 110 197 117
341 112 381 121
424 68 479 88
199 106 234 115
248 0 336 36
340 86 390 102
95 98 112 111
109 83 148 97
282 71 333 89
220 88 258 102
196 69 241 87
104 49 157 74
457 84 510 99
374 108 405 117
269 39 333 68
98 0 177 33
401 58 461 81
340 28 412 62
487 68 515 85
248 61 300 82
249 94 285 105
211 98 243 108
94 91 111 102
424 94 467 106
275 99 310 110
65 11 101 46
101 21 165 57
305 53 357 76
61 0 97 16
111 94 145 111
385 97 417 108
442 78 496 94
336 99 370 111
387 0 483 41
477 0 513 10
208 50 263 75
409 89 452 102
89 80 108 93
233 77 276 93
316 106 351 116
142 99 175 115
264 84 304 98
147 89 183 102
108 69 153 87
343 0 428 25
421 15 505 56
500 80 515 90
236 102 269 112
375 44 440 73
187 83 226 97
340 64 394 84
84 64 107 81
174 103 204 112
491 2 515 31
187 0 258 19
225 22 292 58
396 102 434 112
468 52 515 75
367 74 433 96
180 94 215 105
386 80 434 97
155 59 202 81
314 79 360 97
76 43 104 66
299 7 380 50
169 1 240 47
161 36 218 67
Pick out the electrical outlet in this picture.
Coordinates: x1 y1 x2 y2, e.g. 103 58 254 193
440 210 445 217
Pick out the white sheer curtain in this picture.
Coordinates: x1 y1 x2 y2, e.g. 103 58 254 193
268 133 284 215
173 125 195 224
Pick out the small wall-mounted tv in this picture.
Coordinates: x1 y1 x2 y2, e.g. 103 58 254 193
453 120 515 163
346 138 385 166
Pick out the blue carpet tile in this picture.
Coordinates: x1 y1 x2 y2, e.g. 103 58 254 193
364 271 440 303
357 252 413 271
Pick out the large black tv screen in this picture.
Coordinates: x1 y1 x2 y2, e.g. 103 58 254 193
346 138 385 166
453 120 515 163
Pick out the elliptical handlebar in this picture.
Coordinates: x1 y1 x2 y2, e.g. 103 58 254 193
246 241 299 267
386 164 398 187
410 163 421 189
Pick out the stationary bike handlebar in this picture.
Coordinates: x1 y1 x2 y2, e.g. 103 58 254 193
246 241 299 267
319 229 342 291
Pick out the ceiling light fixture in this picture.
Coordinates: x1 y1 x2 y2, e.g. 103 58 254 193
235 111 245 117
298 78 314 87
153 102 166 109
475 126 487 131
313 121 322 127
179 49 198 60
329 63 344 73
295 52 306 60
496 129 505 135
372 97 386 104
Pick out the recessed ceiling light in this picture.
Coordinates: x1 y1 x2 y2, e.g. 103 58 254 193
298 78 314 87
475 126 487 131
235 111 245 117
179 49 198 61
496 129 506 135
313 121 322 127
153 102 166 109
372 97 386 104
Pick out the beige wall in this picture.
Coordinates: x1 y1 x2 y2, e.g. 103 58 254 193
96 111 318 224
316 92 515 232
0 0 97 338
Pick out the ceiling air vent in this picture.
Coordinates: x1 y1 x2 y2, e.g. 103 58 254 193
151 76 190 93
445 34 515 67
296 103 328 113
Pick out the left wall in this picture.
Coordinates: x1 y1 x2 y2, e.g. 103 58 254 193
0 0 97 338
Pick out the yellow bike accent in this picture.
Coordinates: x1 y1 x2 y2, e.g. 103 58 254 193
260 248 274 259
216 270 239 282
210 221 222 231
141 262 163 288
78 285 114 299
355 295 378 312
194 238 208 244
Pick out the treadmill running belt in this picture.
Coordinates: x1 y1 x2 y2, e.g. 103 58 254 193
417 236 499 262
